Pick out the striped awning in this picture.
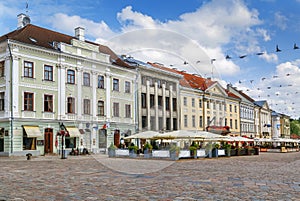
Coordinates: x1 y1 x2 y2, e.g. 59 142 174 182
23 126 43 138
66 127 81 137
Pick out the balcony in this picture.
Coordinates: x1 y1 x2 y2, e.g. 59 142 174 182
22 110 36 118
42 112 55 119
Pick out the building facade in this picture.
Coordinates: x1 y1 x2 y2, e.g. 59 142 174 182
227 84 255 138
0 14 136 156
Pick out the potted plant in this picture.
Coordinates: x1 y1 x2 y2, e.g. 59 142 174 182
189 145 198 159
108 143 117 157
169 144 180 161
212 143 220 157
128 143 138 158
224 143 231 157
144 142 153 158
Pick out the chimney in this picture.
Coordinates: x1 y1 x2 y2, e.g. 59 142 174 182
75 27 85 41
17 13 31 29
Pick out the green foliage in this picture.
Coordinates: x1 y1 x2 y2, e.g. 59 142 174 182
108 142 117 150
169 144 180 153
128 143 138 153
290 120 300 136
144 142 153 150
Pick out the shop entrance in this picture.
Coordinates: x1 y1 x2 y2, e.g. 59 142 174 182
44 128 53 154
0 128 4 152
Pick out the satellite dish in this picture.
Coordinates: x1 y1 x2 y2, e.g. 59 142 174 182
22 16 31 26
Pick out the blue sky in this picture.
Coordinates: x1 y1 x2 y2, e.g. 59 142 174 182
1 0 300 118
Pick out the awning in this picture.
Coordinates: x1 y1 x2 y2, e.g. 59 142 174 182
66 127 81 137
23 126 43 138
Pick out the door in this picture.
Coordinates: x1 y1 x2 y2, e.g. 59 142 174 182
44 128 53 154
114 130 120 147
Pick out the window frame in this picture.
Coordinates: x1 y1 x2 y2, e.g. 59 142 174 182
24 61 34 78
0 61 4 77
125 81 131 93
24 92 34 111
83 72 90 86
44 65 53 81
113 102 119 117
44 94 53 112
125 104 131 118
67 69 75 84
113 78 119 91
97 100 104 116
67 97 75 114
83 99 91 115
98 75 104 89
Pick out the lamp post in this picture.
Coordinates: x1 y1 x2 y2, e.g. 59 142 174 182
58 123 69 159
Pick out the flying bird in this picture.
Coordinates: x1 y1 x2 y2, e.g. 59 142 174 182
225 55 231 60
276 45 281 52
294 43 299 49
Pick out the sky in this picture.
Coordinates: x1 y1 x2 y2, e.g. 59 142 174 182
1 0 300 119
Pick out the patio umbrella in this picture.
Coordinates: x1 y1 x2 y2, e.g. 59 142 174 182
124 130 161 139
154 130 200 139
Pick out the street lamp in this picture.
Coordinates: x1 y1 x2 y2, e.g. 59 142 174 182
57 123 69 159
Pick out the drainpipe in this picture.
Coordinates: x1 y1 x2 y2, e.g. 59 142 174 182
6 37 13 154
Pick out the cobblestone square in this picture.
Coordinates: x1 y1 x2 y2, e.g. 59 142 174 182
0 152 299 201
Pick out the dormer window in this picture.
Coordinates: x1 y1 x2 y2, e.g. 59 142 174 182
29 37 37 43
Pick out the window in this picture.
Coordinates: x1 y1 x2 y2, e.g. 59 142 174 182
192 115 196 127
184 115 188 127
158 96 162 106
207 116 210 125
230 105 232 112
125 81 131 93
67 70 75 84
0 92 4 111
207 101 210 109
44 94 53 112
219 103 222 110
24 92 34 111
65 137 76 149
67 97 75 113
125 104 131 118
199 99 202 108
141 93 146 108
83 99 90 114
235 119 238 129
23 136 36 150
183 97 187 106
0 61 4 77
113 78 119 91
213 102 216 110
44 65 53 81
234 105 237 113
98 75 104 89
97 101 104 116
165 97 170 110
172 98 177 111
24 61 33 78
83 72 90 86
199 116 203 127
150 95 155 108
192 98 195 107
225 118 227 126
230 119 233 128
113 102 119 117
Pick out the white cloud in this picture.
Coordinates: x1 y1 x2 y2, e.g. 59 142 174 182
258 52 278 63
274 12 287 30
256 28 271 41
49 13 115 40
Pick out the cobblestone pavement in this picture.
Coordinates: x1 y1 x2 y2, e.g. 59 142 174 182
0 152 300 201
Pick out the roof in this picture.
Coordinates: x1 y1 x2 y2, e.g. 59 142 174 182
0 24 132 68
225 89 241 100
148 62 216 91
254 100 267 107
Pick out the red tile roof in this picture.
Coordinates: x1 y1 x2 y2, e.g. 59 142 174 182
148 62 216 91
0 24 132 68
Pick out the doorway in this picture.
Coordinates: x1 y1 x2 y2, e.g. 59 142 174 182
44 128 53 154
